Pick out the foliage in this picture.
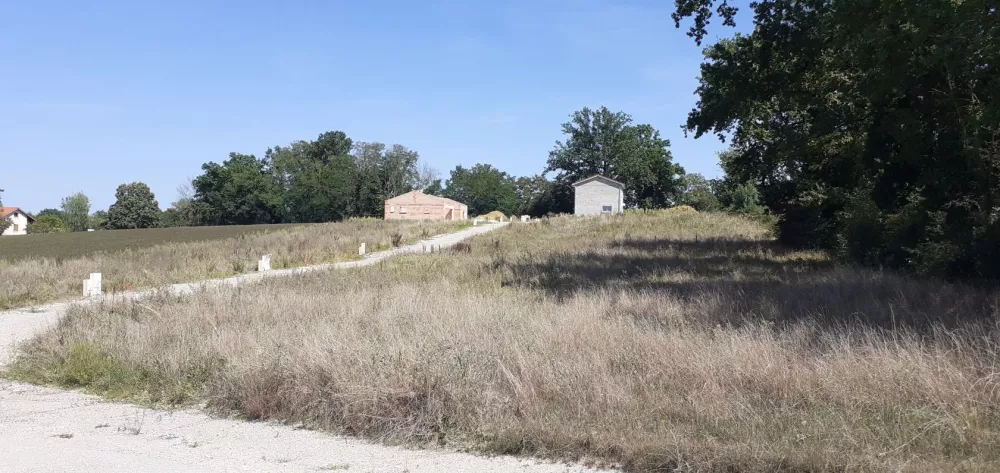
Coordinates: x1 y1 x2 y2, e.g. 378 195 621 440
192 153 285 226
60 192 91 232
678 173 720 211
674 0 1000 278
89 210 108 230
442 164 519 216
546 106 685 210
28 214 68 234
106 182 161 229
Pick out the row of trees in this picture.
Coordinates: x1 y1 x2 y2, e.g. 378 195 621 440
14 105 702 233
171 106 692 225
26 183 163 233
673 0 999 278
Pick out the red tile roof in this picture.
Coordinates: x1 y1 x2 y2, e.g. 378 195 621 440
0 207 35 221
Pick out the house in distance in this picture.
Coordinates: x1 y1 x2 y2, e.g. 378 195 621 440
572 174 625 216
384 190 468 221
0 207 35 236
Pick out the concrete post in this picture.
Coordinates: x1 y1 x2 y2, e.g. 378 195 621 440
83 272 102 297
359 242 366 256
258 254 272 272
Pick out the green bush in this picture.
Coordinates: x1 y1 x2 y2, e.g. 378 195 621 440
28 214 68 234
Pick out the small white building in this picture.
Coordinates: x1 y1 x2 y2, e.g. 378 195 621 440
572 175 625 216
0 207 34 236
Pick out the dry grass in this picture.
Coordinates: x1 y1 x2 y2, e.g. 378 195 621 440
8 211 1000 471
0 219 467 310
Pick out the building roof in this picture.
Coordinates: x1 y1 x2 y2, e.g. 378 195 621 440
385 190 467 207
0 207 35 222
572 174 625 189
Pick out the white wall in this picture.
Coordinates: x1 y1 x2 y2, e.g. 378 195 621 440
1 212 30 236
574 180 624 216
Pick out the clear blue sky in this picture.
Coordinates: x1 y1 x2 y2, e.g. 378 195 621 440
1 0 748 212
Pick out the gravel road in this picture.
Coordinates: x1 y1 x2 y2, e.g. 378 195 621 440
0 223 611 472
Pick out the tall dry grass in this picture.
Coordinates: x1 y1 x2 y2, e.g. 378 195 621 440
0 219 466 310
8 211 1000 471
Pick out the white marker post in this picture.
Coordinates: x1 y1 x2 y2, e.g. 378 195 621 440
359 242 366 256
258 254 272 272
83 272 102 297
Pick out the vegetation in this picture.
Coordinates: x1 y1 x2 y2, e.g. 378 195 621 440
0 219 465 310
547 106 685 211
673 0 1000 278
106 182 160 229
60 192 91 232
27 215 68 234
9 212 999 471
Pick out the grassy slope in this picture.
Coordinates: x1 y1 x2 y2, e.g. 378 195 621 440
8 211 1000 472
0 219 467 310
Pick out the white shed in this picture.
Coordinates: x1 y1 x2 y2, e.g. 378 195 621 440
1 207 35 236
572 175 625 216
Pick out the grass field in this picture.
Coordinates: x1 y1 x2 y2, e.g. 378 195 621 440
8 211 1000 471
0 224 308 262
0 219 467 310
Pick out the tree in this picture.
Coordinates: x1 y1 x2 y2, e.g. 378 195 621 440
106 182 161 229
443 164 519 216
89 210 109 230
352 142 421 218
192 153 284 225
547 106 685 210
28 214 68 234
60 192 91 232
0 188 8 233
161 182 200 227
678 173 720 211
270 132 358 222
673 0 1000 278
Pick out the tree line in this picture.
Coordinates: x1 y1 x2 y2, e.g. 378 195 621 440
15 106 703 233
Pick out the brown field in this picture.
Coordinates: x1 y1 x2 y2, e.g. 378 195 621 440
0 219 467 310
8 211 1000 471
0 223 309 262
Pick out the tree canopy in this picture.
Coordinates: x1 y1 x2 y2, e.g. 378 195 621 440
60 192 91 232
674 0 1000 277
106 182 161 229
442 164 520 216
546 106 685 210
193 153 285 226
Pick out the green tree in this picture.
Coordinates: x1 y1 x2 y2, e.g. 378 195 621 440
269 131 358 222
192 153 284 225
352 142 421 218
547 106 685 210
89 210 108 230
60 192 91 232
106 182 161 229
673 0 1000 277
443 164 519 216
28 214 68 234
678 173 720 211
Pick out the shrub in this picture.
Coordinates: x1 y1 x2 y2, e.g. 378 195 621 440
28 215 68 234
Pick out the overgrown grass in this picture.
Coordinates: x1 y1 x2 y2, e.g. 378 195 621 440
0 219 467 310
8 211 1000 471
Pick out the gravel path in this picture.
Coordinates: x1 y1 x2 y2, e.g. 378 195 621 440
1 223 608 473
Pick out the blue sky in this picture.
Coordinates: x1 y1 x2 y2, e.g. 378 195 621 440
1 0 748 212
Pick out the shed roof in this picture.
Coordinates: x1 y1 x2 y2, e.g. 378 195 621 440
572 174 625 189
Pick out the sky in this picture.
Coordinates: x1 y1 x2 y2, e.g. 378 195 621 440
0 0 750 212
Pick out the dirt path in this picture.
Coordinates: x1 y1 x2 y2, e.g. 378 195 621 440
1 223 608 473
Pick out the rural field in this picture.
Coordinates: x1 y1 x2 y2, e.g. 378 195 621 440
0 219 467 310
8 211 1000 471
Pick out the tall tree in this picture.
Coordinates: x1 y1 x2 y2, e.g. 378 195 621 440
270 131 358 222
674 0 1000 277
192 153 284 225
60 192 91 232
678 173 720 211
352 142 421 217
106 182 161 229
547 106 685 210
443 164 519 216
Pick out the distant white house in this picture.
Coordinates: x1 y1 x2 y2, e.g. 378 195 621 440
0 207 34 236
572 175 625 216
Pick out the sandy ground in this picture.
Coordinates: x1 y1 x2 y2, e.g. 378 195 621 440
0 223 611 473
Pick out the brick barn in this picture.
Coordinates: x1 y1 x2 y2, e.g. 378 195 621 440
384 190 468 221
